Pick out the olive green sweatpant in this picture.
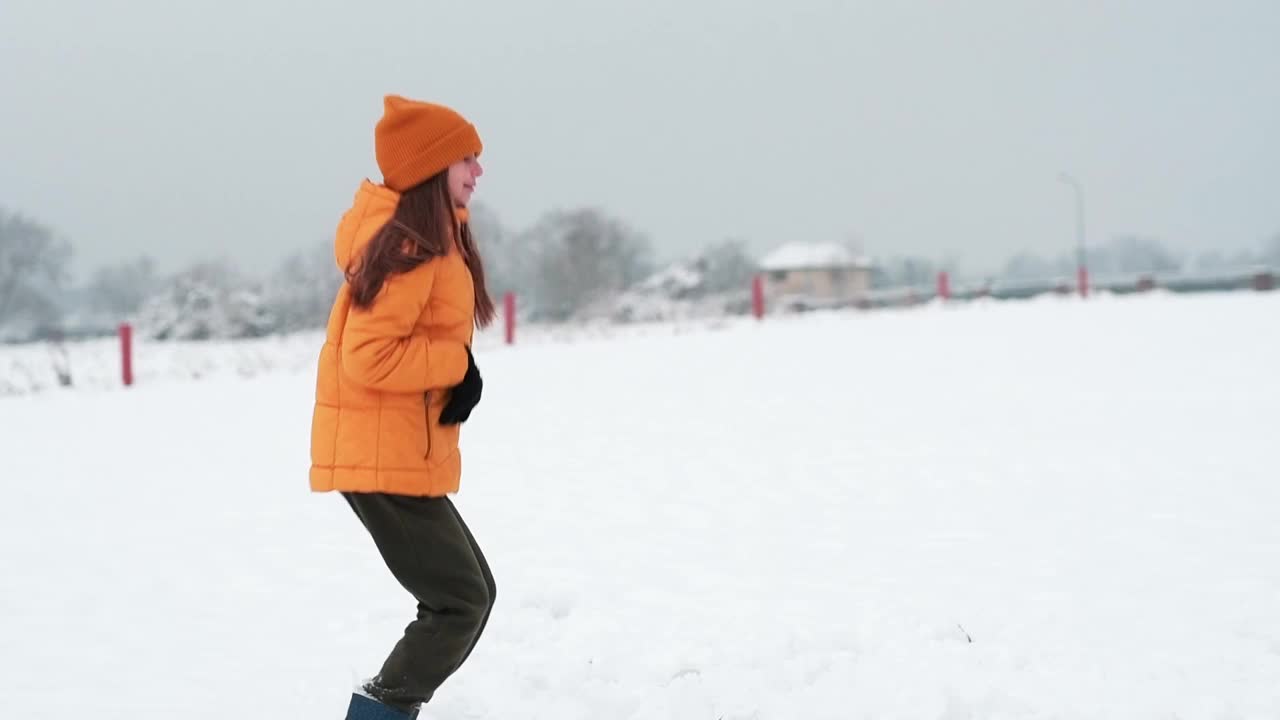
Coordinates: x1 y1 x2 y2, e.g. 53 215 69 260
343 492 496 712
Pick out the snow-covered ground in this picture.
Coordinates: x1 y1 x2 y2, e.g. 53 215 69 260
2 291 1278 719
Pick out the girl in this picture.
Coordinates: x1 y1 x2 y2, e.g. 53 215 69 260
310 94 497 720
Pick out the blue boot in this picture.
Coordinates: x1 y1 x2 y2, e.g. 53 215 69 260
346 691 419 720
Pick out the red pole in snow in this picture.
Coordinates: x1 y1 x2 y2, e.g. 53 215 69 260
937 271 951 301
1077 266 1090 298
119 323 134 387
751 274 765 320
503 292 516 345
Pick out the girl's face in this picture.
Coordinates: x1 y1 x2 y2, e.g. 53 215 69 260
447 155 483 207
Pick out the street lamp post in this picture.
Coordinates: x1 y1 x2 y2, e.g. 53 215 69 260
1058 172 1089 298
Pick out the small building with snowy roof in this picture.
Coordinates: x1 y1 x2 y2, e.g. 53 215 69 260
758 242 873 304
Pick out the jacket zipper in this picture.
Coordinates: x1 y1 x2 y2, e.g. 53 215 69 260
423 392 432 459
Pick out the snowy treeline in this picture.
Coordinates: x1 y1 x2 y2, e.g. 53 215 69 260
0 202 748 342
3 203 1280 343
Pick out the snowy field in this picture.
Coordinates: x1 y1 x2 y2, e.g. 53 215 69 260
2 291 1279 719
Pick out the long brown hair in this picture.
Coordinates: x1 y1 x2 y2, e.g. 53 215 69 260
346 172 495 327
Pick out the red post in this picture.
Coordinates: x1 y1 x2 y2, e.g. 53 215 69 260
937 271 951 301
119 323 134 387
751 274 765 319
1077 266 1090 298
503 292 516 345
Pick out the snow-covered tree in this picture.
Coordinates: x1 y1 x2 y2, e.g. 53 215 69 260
999 252 1073 283
583 238 761 323
1090 236 1182 275
0 208 72 339
469 202 534 302
136 260 276 340
521 208 653 321
695 238 758 295
1000 236 1182 283
876 255 943 288
265 241 342 332
86 256 158 319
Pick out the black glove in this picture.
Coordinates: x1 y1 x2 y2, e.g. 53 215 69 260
439 346 482 425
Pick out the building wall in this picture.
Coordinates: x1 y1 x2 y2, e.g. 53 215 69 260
767 267 871 300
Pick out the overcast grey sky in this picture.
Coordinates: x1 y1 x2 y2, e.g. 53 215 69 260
2 0 1276 279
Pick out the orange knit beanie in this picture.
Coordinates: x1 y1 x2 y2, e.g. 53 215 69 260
374 95 482 193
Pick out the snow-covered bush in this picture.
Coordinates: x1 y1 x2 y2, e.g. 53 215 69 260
135 261 276 340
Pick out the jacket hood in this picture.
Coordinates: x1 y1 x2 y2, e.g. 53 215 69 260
334 180 401 271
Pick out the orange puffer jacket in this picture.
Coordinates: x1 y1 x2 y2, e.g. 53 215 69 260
309 180 475 496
